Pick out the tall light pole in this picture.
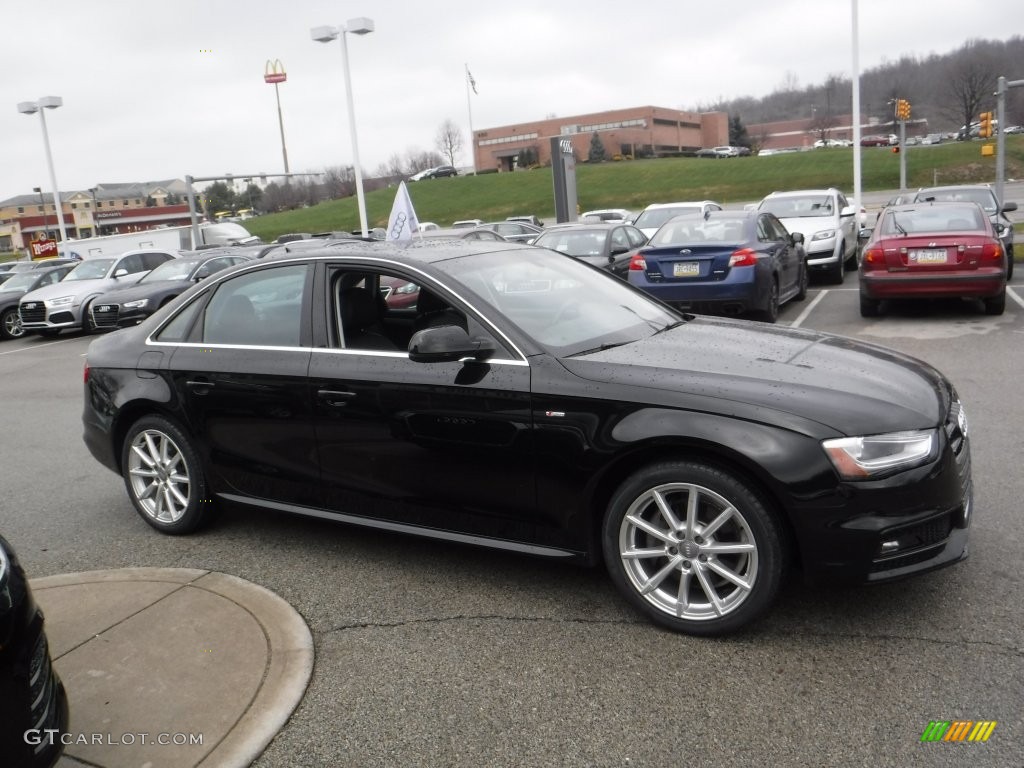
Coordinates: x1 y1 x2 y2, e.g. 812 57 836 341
33 186 46 239
17 96 69 243
311 18 374 238
264 60 291 174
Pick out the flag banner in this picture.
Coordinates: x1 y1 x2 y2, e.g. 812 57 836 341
386 181 419 243
466 65 477 94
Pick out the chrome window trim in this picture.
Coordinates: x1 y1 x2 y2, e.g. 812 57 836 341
143 337 528 366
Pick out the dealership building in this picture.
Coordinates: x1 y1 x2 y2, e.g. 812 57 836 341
473 106 729 171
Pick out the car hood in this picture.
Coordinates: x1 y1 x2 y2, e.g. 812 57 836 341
0 287 30 304
94 279 185 304
773 215 837 238
559 317 950 437
21 278 119 302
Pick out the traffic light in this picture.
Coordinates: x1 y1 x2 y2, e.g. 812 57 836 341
895 99 911 121
979 111 993 138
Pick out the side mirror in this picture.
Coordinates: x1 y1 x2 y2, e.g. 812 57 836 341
408 325 495 363
1001 201 1018 214
113 268 128 278
193 266 211 281
839 205 855 218
610 245 629 256
858 227 873 241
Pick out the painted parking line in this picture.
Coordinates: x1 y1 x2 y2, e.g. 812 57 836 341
1008 285 1024 309
788 290 829 328
0 336 87 356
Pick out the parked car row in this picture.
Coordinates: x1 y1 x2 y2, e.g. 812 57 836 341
4 182 1014 343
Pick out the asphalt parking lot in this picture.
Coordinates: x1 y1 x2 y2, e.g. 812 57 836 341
2 274 1022 767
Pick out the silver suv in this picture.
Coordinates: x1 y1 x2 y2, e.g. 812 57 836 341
757 188 859 284
19 249 176 337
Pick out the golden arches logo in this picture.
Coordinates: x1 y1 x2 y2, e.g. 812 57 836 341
264 59 287 84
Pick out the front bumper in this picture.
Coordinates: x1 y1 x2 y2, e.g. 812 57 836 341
793 406 972 586
18 301 83 331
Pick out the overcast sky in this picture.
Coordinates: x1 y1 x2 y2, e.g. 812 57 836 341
3 1 1021 198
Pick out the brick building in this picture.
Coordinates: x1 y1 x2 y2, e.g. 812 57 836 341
473 106 729 172
0 180 192 255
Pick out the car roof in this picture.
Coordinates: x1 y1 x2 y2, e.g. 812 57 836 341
295 238 525 264
641 200 718 210
763 188 839 198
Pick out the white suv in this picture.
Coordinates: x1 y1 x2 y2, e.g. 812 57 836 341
632 201 723 238
756 189 858 283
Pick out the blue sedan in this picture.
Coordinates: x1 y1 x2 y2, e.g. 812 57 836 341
627 210 808 322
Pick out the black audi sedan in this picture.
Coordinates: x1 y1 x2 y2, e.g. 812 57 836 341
89 250 252 330
1 534 68 766
82 240 972 636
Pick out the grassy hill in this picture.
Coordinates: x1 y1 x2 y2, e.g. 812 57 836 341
245 138 1024 242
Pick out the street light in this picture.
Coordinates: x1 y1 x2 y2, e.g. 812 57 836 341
33 186 46 239
89 187 100 237
311 18 375 238
17 96 69 243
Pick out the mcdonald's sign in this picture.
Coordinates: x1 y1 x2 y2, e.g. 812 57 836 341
264 59 287 84
920 720 997 743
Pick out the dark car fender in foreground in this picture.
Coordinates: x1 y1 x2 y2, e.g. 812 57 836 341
0 534 68 767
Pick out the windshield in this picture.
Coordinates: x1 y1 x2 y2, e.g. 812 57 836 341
914 188 996 213
633 206 700 230
760 196 834 218
650 214 748 246
1 272 45 291
64 258 115 281
535 229 608 257
140 257 201 283
434 248 679 357
881 205 984 235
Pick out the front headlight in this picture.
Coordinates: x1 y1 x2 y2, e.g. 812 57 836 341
822 429 937 480
47 295 74 307
811 230 836 242
122 299 149 309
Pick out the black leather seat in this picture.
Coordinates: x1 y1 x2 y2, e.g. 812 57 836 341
413 290 467 334
340 287 397 350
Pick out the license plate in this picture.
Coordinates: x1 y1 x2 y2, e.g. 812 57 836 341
673 262 700 277
909 249 947 264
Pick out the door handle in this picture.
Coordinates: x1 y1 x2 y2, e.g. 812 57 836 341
186 379 215 394
318 389 357 407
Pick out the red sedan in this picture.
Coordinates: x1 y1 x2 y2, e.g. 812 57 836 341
859 202 1007 316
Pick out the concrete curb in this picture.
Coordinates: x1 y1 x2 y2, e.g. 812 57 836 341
32 568 313 768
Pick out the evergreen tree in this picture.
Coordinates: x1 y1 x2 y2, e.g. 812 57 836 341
587 132 607 162
729 116 750 148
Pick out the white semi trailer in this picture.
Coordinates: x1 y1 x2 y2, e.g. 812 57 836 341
58 222 260 259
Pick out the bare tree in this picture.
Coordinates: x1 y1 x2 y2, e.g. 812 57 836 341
435 119 464 167
322 165 355 200
944 40 998 135
405 148 444 174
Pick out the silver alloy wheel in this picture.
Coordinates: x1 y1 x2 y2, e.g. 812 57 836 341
2 308 24 338
127 429 191 524
618 482 758 621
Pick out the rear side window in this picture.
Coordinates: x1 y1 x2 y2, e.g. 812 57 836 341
201 264 309 346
